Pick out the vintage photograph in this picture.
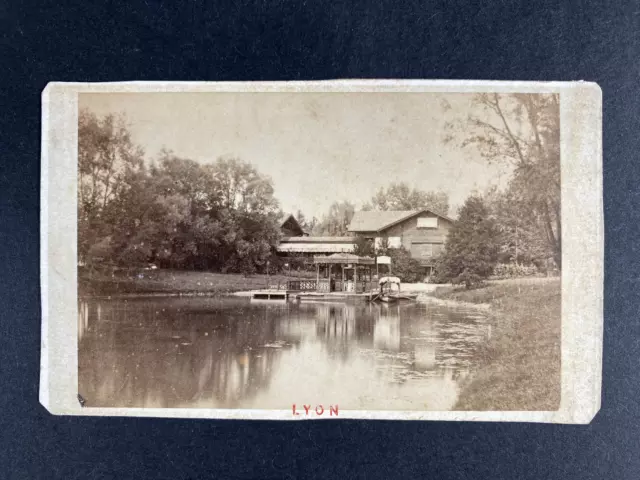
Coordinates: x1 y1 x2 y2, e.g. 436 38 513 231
75 89 563 412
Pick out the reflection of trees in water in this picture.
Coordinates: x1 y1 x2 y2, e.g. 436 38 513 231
79 298 303 408
79 298 490 408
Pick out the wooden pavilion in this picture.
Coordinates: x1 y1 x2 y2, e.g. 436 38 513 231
313 254 376 294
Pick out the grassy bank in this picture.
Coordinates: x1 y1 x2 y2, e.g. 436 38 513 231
432 278 561 411
79 268 315 296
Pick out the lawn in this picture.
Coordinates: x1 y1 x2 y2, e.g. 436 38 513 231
432 278 561 411
79 268 315 296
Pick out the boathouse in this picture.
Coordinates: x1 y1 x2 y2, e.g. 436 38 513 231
313 253 375 293
276 214 356 258
277 236 356 255
347 209 454 276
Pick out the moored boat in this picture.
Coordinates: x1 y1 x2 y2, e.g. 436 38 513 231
369 276 417 303
379 294 398 303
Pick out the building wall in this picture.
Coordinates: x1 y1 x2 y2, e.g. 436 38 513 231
358 212 452 267
281 226 302 237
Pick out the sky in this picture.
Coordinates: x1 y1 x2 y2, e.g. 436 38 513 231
79 92 513 219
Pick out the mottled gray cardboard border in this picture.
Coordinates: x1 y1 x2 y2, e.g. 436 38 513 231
40 80 603 423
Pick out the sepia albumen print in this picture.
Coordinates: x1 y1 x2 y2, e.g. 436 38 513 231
76 90 563 412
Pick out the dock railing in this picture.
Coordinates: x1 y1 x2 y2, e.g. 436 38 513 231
267 279 318 291
267 279 375 293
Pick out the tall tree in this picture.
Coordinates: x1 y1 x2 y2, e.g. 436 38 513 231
78 113 283 274
295 209 317 233
446 93 561 268
207 157 280 273
364 182 449 215
78 110 144 262
484 186 552 267
437 196 500 288
313 201 355 236
212 156 279 214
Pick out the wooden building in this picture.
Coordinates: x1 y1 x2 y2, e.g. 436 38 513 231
277 214 356 257
279 214 308 237
313 253 375 293
347 209 454 276
277 236 356 255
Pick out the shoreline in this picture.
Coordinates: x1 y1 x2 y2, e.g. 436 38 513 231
429 278 561 411
79 271 561 410
78 269 316 298
416 293 491 311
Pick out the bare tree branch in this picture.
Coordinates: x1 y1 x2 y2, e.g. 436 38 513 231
492 94 529 166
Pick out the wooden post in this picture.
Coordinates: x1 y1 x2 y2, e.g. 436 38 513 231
354 265 358 293
316 263 320 291
341 265 345 292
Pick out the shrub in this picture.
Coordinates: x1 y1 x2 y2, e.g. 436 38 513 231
388 247 425 283
492 263 539 279
429 253 449 284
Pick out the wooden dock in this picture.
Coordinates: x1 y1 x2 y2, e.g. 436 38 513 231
249 290 290 300
248 289 376 302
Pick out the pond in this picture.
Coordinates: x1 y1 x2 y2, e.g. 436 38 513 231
78 296 492 411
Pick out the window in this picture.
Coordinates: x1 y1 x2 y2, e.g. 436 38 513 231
417 217 438 229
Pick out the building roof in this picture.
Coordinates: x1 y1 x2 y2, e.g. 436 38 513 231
277 235 355 253
280 236 354 243
277 243 355 254
279 213 305 236
313 253 375 265
348 209 453 232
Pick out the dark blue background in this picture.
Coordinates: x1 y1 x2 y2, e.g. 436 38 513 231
1 1 638 478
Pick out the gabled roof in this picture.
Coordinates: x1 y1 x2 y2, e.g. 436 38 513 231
279 213 305 236
348 209 453 233
278 213 297 226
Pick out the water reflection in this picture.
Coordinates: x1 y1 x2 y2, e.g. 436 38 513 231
79 296 490 410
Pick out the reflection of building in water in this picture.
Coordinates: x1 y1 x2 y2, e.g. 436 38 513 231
310 303 377 361
313 303 357 362
314 303 356 338
373 305 401 351
362 303 490 388
79 296 491 410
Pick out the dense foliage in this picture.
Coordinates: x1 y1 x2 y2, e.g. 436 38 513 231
435 196 500 288
352 235 375 257
363 182 449 215
311 201 355 236
446 93 560 269
492 263 539 279
79 110 281 275
387 247 425 283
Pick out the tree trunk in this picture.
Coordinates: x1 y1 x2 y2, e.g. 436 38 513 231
541 200 561 270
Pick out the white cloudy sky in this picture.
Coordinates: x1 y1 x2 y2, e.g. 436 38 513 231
80 92 513 219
